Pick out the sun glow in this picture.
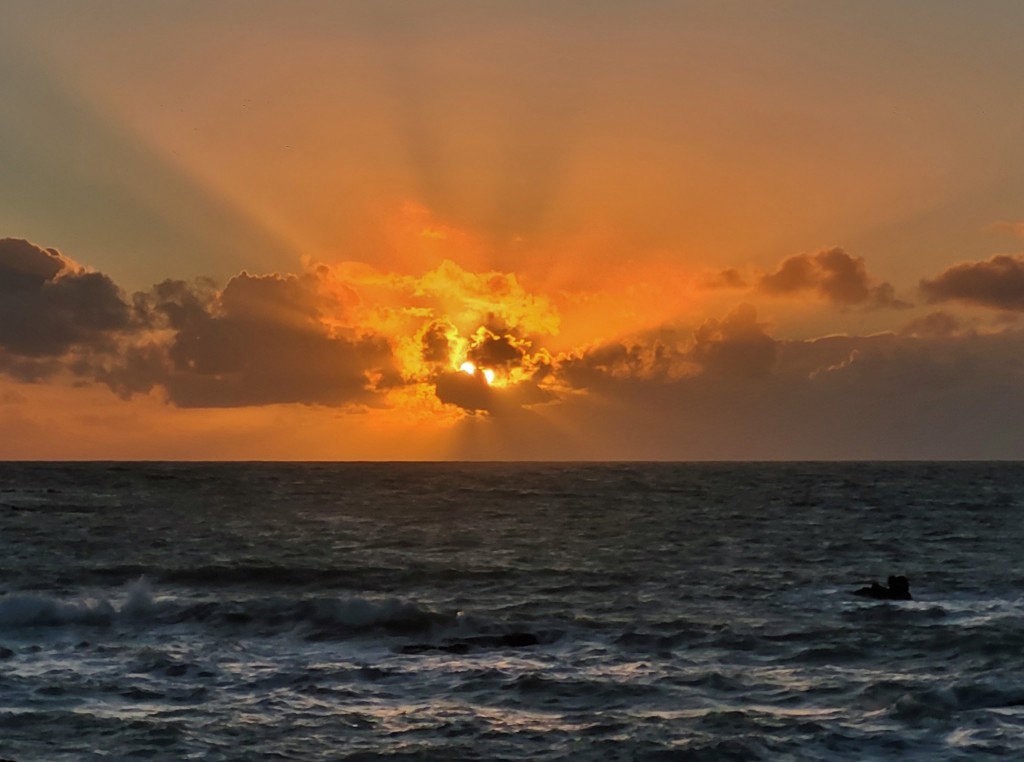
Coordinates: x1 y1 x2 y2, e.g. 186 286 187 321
459 360 496 385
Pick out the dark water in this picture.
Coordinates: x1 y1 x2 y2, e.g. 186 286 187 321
1 462 1023 760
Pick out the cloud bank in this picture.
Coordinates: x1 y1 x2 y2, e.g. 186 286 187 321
4 235 1024 458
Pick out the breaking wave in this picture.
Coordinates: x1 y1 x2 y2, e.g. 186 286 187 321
0 579 547 646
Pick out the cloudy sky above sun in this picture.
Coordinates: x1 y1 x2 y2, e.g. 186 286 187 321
3 1 1024 460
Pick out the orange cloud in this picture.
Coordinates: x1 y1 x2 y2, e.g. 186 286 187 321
6 242 566 418
8 232 1024 459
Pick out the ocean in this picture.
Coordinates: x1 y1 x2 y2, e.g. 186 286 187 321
1 462 1022 761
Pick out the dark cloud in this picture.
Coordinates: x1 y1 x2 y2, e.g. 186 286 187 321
0 352 63 383
0 237 65 283
467 329 526 369
522 328 1024 460
0 237 559 412
867 282 913 310
420 321 452 364
920 255 1024 311
6 234 1024 459
218 271 322 326
558 305 775 388
759 247 908 308
114 272 398 408
899 311 962 338
431 317 554 414
0 237 131 357
561 343 659 386
760 254 818 295
99 344 169 401
557 338 687 392
691 304 777 379
435 369 493 412
135 277 218 331
434 367 553 415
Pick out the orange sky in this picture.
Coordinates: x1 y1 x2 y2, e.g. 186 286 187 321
2 2 1024 459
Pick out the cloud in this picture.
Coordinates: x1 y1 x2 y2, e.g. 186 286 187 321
420 320 455 364
558 304 776 388
867 282 913 310
0 237 131 357
324 260 561 414
111 271 399 408
433 365 554 415
703 267 747 289
400 259 560 338
899 310 962 338
434 369 494 412
0 353 62 383
559 342 677 387
691 303 777 378
429 319 555 414
6 235 1024 457
7 232 1022 461
920 254 1024 311
758 247 909 308
0 238 572 414
524 325 1024 460
464 319 537 373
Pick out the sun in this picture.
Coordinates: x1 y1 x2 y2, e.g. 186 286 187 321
459 361 495 385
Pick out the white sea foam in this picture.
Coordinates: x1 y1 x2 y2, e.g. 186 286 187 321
0 578 155 628
0 592 116 627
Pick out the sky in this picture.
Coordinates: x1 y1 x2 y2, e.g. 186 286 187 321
2 1 1024 460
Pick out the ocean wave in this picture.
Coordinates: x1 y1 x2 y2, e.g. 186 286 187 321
306 596 453 633
0 580 543 647
0 577 152 627
76 561 546 591
0 594 117 627
164 594 466 640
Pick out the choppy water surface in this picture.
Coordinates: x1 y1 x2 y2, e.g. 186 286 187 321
1 462 1023 760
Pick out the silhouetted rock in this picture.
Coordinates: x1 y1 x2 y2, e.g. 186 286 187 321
853 575 912 601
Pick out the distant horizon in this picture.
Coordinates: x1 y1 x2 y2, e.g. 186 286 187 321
3 2 1024 459
4 459 1022 465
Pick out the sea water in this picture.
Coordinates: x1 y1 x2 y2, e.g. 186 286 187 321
0 462 1023 760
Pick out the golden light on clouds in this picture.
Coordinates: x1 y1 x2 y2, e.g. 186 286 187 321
3 3 1024 458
